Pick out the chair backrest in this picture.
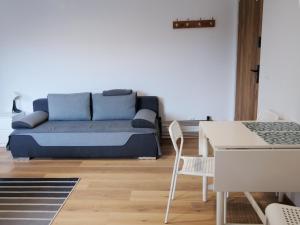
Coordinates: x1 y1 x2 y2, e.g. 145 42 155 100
257 110 280 122
169 121 184 157
266 203 300 225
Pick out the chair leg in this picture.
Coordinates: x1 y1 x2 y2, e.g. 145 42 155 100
164 171 178 224
171 173 178 200
202 176 208 202
278 192 284 202
164 190 172 223
224 192 227 224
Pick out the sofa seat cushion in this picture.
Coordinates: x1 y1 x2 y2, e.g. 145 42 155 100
10 121 157 147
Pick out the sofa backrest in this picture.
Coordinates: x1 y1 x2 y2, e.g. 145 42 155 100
33 96 160 117
48 93 91 121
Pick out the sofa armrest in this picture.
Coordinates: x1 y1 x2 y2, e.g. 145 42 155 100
132 109 156 128
12 111 48 129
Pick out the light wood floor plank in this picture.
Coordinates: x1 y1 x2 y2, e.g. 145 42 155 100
0 139 281 225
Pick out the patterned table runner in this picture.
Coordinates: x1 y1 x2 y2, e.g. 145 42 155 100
243 122 300 132
256 132 300 145
243 122 300 145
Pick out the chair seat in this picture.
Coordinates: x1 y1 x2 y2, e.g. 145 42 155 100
179 156 214 177
266 203 300 225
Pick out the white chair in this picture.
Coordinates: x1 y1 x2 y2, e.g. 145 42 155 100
257 110 280 122
266 203 300 225
164 121 214 224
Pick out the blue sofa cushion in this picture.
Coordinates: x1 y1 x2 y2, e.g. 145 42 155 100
12 111 48 129
92 93 136 120
103 89 132 96
32 96 160 116
48 93 91 121
11 120 157 147
132 109 157 128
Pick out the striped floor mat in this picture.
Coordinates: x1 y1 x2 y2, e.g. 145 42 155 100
0 178 79 225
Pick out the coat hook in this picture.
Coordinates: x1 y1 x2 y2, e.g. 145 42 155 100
173 17 216 29
186 18 190 27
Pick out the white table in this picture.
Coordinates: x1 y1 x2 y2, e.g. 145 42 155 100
199 121 300 225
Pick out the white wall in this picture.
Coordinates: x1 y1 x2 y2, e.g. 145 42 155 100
259 0 300 205
0 0 238 121
259 0 300 121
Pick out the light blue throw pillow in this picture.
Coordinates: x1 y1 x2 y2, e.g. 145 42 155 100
132 109 156 128
48 93 91 121
92 93 136 120
12 111 48 129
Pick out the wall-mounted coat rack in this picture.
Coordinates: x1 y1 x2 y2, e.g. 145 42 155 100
173 18 215 29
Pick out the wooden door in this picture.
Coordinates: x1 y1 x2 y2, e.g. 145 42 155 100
235 0 264 121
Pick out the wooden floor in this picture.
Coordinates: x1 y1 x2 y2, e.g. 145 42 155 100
0 139 280 225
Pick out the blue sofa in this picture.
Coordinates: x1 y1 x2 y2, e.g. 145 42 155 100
7 91 161 159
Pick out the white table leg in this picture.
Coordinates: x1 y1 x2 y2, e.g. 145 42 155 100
224 192 227 224
217 192 225 225
202 176 208 202
199 129 203 155
244 192 266 223
202 133 209 202
278 192 284 202
202 134 208 157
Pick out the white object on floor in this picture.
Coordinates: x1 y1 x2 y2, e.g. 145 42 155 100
266 203 300 225
0 111 25 147
257 110 280 122
164 121 214 224
0 112 13 147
